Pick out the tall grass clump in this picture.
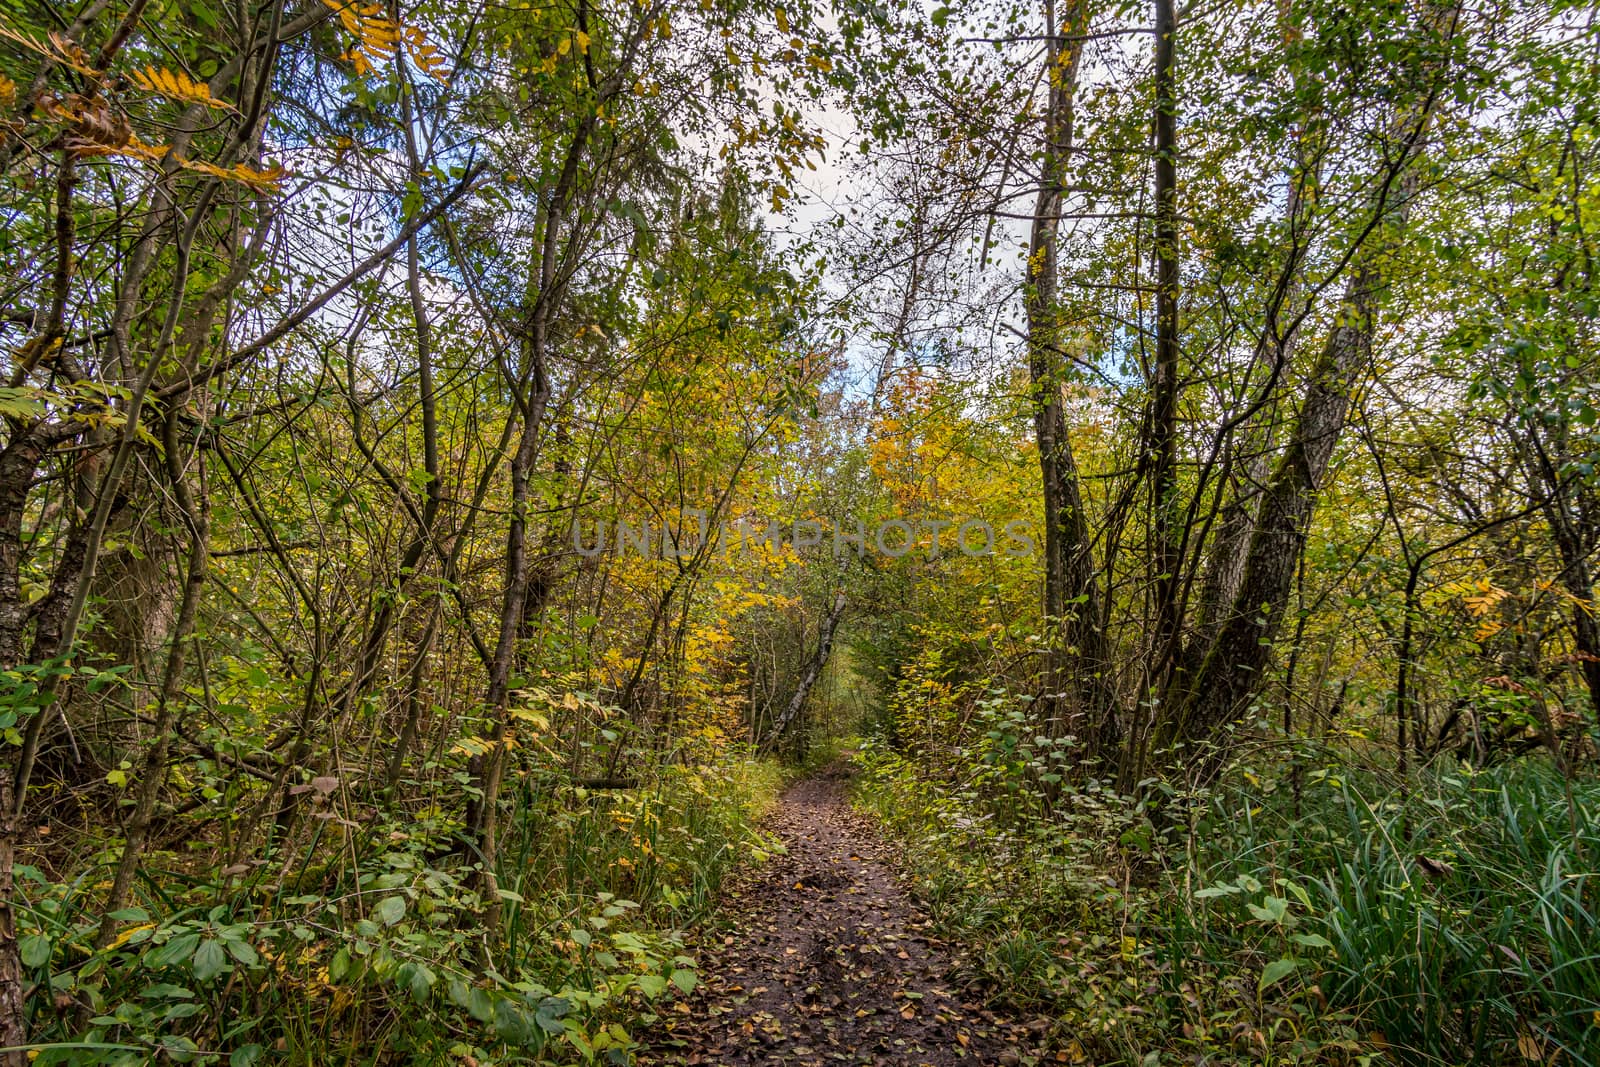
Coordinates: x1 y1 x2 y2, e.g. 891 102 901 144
1182 759 1599 1066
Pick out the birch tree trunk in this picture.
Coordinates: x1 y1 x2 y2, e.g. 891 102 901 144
764 591 847 748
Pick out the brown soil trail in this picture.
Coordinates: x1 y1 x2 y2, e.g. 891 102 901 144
642 763 1038 1066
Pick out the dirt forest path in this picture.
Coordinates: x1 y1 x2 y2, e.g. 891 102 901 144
642 763 1042 1066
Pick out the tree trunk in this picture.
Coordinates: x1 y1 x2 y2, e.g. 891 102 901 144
1172 255 1388 748
1025 0 1117 747
1519 432 1600 724
96 411 210 948
1147 0 1181 677
468 85 602 937
1167 8 1458 752
0 761 22 1067
764 592 847 748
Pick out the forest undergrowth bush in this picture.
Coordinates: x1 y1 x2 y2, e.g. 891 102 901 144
854 688 1600 1066
14 748 782 1066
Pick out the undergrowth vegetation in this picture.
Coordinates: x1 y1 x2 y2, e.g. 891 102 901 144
855 690 1600 1067
3 0 1599 1061
17 750 781 1065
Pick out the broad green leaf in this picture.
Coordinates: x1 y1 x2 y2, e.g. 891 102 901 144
19 935 50 968
374 896 407 926
535 995 570 1034
1291 932 1333 950
1259 957 1299 990
1247 895 1289 923
149 933 201 968
224 938 259 966
192 939 229 982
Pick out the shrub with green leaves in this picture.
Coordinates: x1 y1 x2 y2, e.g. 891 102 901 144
14 755 782 1066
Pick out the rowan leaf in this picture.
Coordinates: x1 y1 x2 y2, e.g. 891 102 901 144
129 66 234 111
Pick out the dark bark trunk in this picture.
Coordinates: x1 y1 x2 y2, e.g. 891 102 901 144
343 82 447 738
1165 5 1458 756
95 412 209 948
1148 0 1181 679
0 438 46 670
1170 258 1382 749
0 762 22 1067
467 62 608 931
1025 0 1118 748
1191 113 1324 647
0 434 50 1066
1520 433 1600 724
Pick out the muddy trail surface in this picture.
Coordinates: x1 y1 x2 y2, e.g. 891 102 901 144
642 764 1043 1066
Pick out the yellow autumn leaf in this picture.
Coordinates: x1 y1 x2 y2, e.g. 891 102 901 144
122 134 170 159
450 735 493 757
775 7 789 32
70 133 171 163
109 922 154 949
1463 579 1509 617
130 66 234 111
322 0 402 73
404 28 450 81
184 159 290 189
509 707 551 730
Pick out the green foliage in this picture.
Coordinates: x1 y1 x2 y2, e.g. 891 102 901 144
4 0 1600 1059
859 719 1600 1066
1187 761 1600 1065
853 717 1164 1062
13 756 782 1066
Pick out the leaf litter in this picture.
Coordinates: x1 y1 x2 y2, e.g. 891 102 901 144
642 763 1044 1065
